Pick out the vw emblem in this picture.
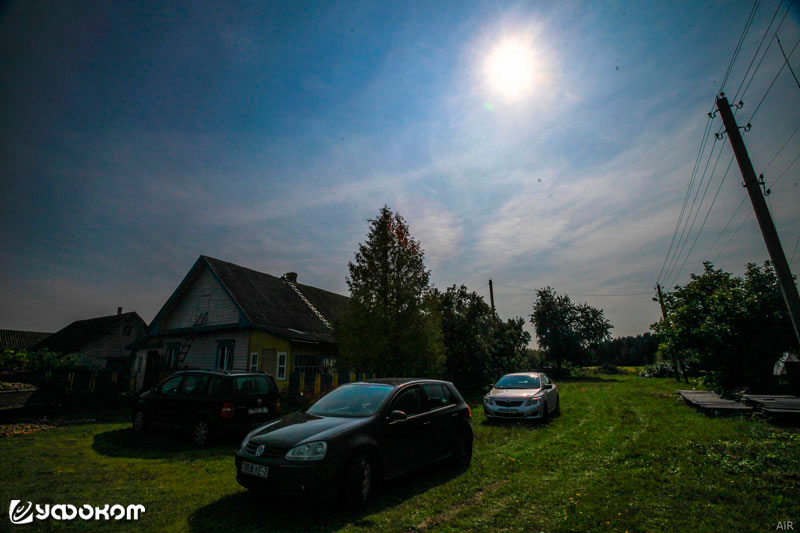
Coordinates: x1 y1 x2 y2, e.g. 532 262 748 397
254 444 265 457
257 398 262 406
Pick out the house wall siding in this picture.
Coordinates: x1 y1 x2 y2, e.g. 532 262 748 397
77 315 148 368
161 331 250 371
163 266 241 330
248 330 291 388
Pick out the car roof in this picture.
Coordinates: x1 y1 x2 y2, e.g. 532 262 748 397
501 372 544 378
357 378 452 387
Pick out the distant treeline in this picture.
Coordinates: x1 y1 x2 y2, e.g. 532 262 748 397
589 333 659 367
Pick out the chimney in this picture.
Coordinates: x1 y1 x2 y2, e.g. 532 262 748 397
283 272 298 283
117 307 122 315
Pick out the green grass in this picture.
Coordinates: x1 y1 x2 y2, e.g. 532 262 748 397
1 375 799 532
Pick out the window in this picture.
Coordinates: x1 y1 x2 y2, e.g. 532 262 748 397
180 374 210 395
249 352 259 372
216 341 234 370
276 352 287 380
160 375 184 395
391 387 423 417
165 343 181 368
122 325 132 336
422 383 453 411
234 375 276 395
207 376 222 396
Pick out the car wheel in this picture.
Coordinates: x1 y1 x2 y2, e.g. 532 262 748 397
132 409 148 433
345 453 374 509
554 397 561 416
452 430 473 467
541 402 549 421
192 418 211 446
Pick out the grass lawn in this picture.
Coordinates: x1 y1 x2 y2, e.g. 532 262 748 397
1 374 799 532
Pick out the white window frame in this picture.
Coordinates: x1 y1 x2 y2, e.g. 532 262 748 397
216 341 234 370
276 352 287 380
249 352 259 372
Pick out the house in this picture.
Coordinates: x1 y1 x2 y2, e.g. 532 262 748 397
0 329 52 352
131 255 349 392
32 309 148 371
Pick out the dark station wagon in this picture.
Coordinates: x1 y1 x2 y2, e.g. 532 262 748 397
132 370 280 445
235 378 473 508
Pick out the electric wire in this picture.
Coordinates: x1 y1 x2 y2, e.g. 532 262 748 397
739 0 796 102
731 0 786 103
748 36 800 123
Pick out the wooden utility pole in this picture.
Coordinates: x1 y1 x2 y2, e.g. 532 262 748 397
655 283 683 382
489 279 495 312
716 94 800 348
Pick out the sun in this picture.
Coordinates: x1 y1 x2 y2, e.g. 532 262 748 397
484 37 538 103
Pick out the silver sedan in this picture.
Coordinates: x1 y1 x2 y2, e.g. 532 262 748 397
483 372 560 420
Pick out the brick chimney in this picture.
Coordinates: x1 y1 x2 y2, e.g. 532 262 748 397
283 272 298 283
117 307 122 315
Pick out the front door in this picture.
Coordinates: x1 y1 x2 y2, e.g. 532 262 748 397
380 386 430 478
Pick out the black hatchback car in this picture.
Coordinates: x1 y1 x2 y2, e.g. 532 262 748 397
133 370 280 445
235 378 473 508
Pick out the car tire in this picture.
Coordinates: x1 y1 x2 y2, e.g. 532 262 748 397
554 397 561 416
132 408 149 433
192 418 211 446
452 430 473 467
541 402 549 422
344 452 374 509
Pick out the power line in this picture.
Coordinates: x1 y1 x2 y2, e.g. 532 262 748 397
748 35 800 123
739 0 796 102
493 283 651 297
790 233 800 265
777 34 800 89
669 154 737 287
731 0 787 102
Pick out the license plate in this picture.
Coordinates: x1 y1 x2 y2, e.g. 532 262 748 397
248 407 269 414
499 408 517 413
241 462 268 478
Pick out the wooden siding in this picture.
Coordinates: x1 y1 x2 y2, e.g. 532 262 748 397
161 331 250 371
163 265 241 330
248 330 291 388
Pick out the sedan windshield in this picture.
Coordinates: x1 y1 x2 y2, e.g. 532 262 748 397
495 375 541 389
307 383 394 417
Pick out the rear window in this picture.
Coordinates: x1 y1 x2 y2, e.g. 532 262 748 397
234 375 276 396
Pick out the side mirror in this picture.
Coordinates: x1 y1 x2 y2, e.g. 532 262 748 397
543 384 553 390
388 410 408 422
487 383 494 389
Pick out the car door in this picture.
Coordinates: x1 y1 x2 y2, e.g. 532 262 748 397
380 385 428 479
541 374 556 412
421 383 458 461
177 373 210 429
154 374 184 427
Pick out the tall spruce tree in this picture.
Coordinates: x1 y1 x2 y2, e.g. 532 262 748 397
336 206 443 376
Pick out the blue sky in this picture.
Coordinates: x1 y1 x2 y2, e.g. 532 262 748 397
2 0 799 342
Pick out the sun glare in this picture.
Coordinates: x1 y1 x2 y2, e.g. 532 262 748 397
485 38 538 104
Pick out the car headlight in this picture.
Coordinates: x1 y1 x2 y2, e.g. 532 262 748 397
525 397 541 406
483 396 494 405
285 441 328 461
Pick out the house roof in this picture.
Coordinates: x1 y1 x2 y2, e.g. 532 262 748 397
32 312 145 354
203 256 349 343
0 329 52 352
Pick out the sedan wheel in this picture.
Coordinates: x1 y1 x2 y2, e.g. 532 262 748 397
453 431 473 467
541 402 549 421
193 419 210 446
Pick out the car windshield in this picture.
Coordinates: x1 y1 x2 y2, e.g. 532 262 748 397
494 375 541 389
234 376 275 395
307 383 394 417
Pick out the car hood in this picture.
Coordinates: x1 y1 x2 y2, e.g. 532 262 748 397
488 387 543 399
248 411 369 448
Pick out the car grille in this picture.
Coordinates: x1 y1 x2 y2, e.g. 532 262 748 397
245 442 285 458
495 411 525 417
495 399 523 407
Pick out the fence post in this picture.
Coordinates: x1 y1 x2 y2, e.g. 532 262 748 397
314 373 321 396
299 372 305 393
333 372 338 388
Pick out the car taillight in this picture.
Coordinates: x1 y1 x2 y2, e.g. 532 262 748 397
221 402 235 420
467 404 472 418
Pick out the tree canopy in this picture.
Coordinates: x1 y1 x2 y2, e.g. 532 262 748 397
530 287 612 369
335 206 443 376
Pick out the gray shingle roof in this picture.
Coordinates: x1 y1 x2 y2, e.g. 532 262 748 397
32 312 144 354
0 329 52 351
203 256 349 343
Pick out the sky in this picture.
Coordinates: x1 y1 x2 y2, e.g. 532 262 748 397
1 0 799 342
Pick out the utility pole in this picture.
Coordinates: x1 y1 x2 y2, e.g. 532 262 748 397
716 93 800 348
489 279 495 313
655 283 683 382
